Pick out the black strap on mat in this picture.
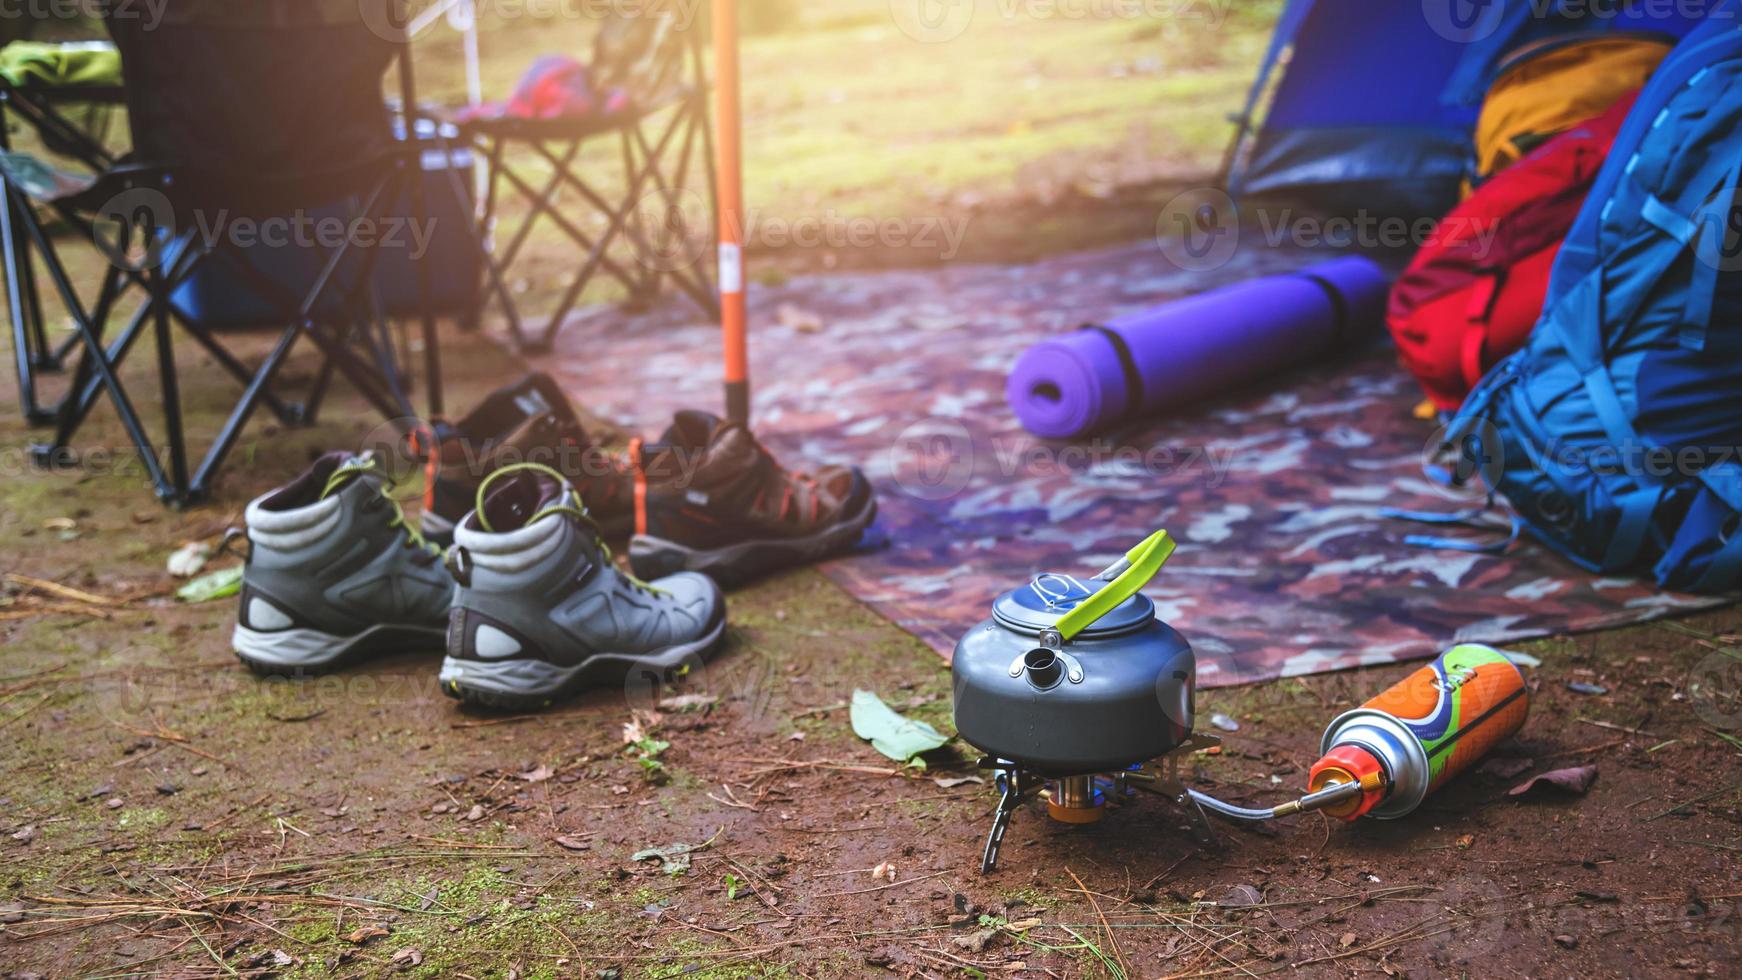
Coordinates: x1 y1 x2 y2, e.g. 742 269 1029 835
1295 272 1351 347
1084 322 1146 418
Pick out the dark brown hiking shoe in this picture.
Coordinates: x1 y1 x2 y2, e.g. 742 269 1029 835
626 410 876 586
420 373 634 545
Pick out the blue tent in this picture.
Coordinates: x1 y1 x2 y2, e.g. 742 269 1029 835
1223 0 1706 218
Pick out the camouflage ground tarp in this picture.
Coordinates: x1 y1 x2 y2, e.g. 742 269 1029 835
537 240 1732 687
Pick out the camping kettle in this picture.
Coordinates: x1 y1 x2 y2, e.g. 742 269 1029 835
951 530 1196 776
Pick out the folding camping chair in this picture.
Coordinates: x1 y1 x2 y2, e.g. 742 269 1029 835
9 1 446 506
0 42 128 424
457 12 718 353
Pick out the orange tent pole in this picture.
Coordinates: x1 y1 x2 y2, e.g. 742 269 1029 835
712 0 749 424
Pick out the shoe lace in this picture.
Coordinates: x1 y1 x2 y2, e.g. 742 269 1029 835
321 455 442 559
474 462 666 596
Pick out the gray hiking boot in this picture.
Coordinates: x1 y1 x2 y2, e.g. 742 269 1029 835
439 463 726 711
233 452 454 676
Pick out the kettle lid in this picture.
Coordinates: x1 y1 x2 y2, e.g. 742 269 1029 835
991 572 1155 640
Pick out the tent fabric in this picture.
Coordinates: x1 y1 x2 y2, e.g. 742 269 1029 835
1225 0 1705 217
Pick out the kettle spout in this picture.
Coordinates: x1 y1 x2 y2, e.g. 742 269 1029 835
1022 647 1064 688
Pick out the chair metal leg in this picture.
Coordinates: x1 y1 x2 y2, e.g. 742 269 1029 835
149 265 190 502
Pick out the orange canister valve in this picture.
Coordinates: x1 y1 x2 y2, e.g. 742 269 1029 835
1308 744 1388 821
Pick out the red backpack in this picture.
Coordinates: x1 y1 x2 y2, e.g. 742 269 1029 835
1387 92 1637 412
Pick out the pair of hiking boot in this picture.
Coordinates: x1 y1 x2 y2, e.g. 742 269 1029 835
419 375 876 587
231 374 875 709
234 452 723 710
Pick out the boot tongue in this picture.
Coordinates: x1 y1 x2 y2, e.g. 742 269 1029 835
644 411 760 486
318 452 392 502
660 409 724 450
478 468 576 532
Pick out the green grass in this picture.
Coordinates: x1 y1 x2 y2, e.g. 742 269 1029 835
402 0 1282 313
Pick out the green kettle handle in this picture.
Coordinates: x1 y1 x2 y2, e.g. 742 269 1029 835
1052 529 1175 643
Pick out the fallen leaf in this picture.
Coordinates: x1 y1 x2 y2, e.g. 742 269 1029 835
1224 884 1263 907
391 948 423 969
871 861 897 882
849 689 949 766
787 731 806 742
345 925 390 945
632 841 704 875
1456 833 1475 850
176 566 242 603
165 541 211 578
1566 681 1609 696
10 826 35 843
105 798 123 810
1554 934 1578 949
1339 932 1357 948
554 835 591 852
775 302 824 333
621 711 660 746
43 517 75 531
656 693 717 712
1509 765 1598 798
518 765 553 783
1004 917 1042 932
464 804 485 822
950 927 999 953
932 776 984 789
1210 712 1241 732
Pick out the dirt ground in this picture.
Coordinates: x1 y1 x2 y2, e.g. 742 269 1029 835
2 319 1740 980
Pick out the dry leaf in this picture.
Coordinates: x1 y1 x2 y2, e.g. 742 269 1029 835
464 804 485 822
657 693 717 711
932 776 984 789
951 927 999 953
166 541 211 578
1339 932 1357 948
776 303 824 333
1224 883 1262 907
1508 765 1598 798
345 925 390 945
518 765 553 783
391 948 423 968
1456 834 1475 850
621 709 661 746
871 861 897 882
554 835 591 852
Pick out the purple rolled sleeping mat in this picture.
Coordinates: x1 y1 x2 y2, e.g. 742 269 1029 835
1007 256 1391 439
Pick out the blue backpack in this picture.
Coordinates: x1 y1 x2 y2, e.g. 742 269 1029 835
1411 8 1742 593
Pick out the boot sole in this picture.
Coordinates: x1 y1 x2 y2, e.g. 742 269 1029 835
437 617 727 712
233 623 447 677
627 495 877 587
